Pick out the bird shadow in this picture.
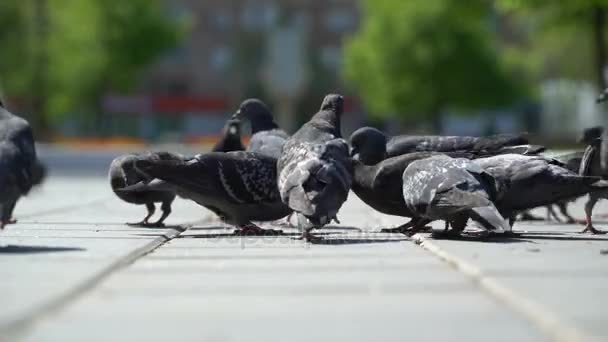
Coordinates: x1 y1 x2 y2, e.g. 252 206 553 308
177 232 302 239
428 234 535 244
307 237 408 245
0 245 85 254
516 233 608 242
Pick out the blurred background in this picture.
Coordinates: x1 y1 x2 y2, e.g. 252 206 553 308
1 0 607 146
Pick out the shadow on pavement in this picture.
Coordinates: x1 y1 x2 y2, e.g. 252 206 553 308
0 245 85 254
517 234 608 242
309 237 408 245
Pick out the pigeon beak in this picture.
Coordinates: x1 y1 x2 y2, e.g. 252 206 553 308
232 109 243 120
349 147 357 157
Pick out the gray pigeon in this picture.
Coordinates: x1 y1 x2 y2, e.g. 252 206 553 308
350 129 474 234
402 155 510 236
232 99 289 159
129 151 290 235
541 151 584 223
277 94 353 241
350 127 544 159
474 153 608 233
0 104 39 228
212 118 245 152
576 126 608 234
109 152 184 227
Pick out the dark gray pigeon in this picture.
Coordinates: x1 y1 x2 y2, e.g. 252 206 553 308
402 155 510 236
232 98 289 159
109 151 184 227
0 104 39 228
130 151 290 235
474 153 608 233
349 127 544 159
212 118 245 152
576 126 608 234
277 94 353 241
542 151 584 223
350 129 475 234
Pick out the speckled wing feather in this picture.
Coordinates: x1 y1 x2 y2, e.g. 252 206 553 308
402 155 509 232
387 133 531 157
137 151 280 205
277 138 352 218
473 154 603 212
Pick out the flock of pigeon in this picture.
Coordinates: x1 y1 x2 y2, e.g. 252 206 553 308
2 93 608 242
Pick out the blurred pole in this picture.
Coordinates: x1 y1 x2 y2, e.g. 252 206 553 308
593 5 607 91
32 0 50 139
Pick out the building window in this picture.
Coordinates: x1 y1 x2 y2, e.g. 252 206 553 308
241 1 277 31
209 9 232 30
325 9 355 33
320 45 341 69
209 46 232 72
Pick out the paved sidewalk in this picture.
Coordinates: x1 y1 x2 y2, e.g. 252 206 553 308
2 162 608 341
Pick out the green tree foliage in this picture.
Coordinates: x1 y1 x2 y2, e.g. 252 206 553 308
0 0 185 134
497 0 608 88
343 0 526 123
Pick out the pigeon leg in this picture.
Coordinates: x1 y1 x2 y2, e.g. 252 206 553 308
519 211 543 221
557 202 575 224
380 219 432 234
2 200 18 226
273 212 296 228
380 220 414 233
1 201 16 229
127 203 156 227
580 195 607 234
233 223 283 236
547 205 561 222
149 201 172 227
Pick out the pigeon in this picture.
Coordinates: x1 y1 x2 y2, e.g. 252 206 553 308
128 151 290 235
473 153 608 233
349 128 475 234
576 126 608 234
277 94 353 241
0 104 39 228
542 151 584 223
349 127 544 160
232 98 289 159
211 118 245 152
109 152 185 227
402 155 510 236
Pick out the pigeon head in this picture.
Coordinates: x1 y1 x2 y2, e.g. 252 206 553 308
349 127 388 165
579 126 604 144
320 94 344 115
232 99 277 133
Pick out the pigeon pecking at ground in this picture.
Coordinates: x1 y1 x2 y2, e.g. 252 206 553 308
0 103 42 229
129 151 291 235
277 94 353 242
349 127 475 234
401 155 511 237
349 126 544 159
109 152 186 227
211 118 245 153
473 153 608 234
232 98 289 159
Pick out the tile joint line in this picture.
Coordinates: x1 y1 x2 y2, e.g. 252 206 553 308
409 233 598 342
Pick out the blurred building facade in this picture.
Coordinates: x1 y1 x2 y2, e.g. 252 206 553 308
101 0 362 141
